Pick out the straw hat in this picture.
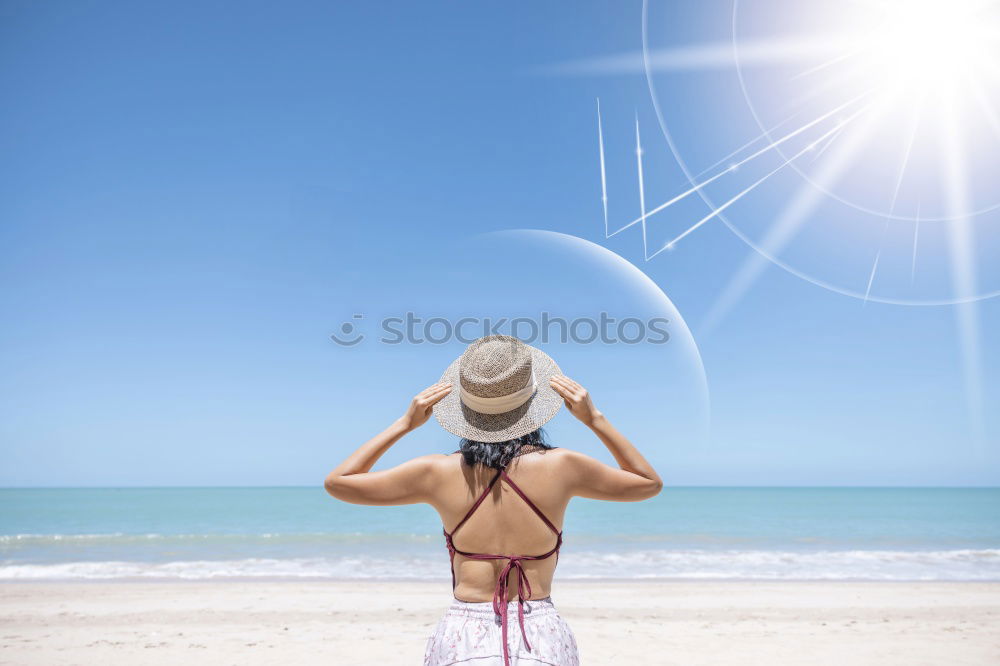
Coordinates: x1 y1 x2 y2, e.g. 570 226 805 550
433 335 563 443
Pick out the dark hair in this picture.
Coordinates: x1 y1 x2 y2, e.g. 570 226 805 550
458 428 554 470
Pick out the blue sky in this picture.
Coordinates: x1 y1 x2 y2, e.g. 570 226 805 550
1 0 996 487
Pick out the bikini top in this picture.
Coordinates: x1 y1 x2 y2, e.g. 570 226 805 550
442 467 563 666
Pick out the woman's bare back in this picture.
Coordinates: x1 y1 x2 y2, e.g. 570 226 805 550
430 449 571 603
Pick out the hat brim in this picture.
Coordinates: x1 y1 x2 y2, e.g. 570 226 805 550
433 347 563 443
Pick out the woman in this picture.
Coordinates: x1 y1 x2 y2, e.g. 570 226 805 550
325 335 662 665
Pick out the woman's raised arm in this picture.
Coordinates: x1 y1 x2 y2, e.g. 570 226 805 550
549 375 663 501
323 382 452 506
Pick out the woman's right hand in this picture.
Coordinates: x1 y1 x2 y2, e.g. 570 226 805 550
549 375 603 427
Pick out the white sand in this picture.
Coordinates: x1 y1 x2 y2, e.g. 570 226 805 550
1 581 998 665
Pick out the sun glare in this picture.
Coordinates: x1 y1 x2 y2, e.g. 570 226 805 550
602 0 1000 303
595 0 1000 439
864 0 996 90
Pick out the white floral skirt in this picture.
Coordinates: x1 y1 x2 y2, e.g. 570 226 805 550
423 597 580 666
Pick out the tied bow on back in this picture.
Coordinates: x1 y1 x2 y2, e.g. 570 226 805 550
492 556 533 665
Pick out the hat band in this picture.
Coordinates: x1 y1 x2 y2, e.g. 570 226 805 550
459 370 537 415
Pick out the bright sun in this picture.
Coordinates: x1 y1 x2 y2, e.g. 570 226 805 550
606 0 1000 286
864 0 998 90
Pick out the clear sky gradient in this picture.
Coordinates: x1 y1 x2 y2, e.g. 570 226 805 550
1 0 996 487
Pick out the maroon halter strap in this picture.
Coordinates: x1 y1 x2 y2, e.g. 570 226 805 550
442 469 563 666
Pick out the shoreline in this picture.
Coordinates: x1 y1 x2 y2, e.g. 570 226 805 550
3 581 998 664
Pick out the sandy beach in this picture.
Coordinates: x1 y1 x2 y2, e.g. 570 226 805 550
1 581 997 665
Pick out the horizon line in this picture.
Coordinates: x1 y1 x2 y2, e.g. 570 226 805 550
2 484 998 490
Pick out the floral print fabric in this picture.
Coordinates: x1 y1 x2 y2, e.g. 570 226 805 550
423 597 580 666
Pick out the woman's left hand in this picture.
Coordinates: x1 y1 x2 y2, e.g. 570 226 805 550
398 382 452 431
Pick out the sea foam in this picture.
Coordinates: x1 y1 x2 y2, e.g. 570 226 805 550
2 549 998 581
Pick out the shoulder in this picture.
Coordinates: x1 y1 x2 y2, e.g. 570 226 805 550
410 453 459 469
385 453 456 478
414 452 464 476
521 447 589 472
514 448 597 497
541 447 588 465
536 447 606 478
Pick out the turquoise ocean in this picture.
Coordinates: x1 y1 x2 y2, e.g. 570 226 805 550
1 487 998 581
